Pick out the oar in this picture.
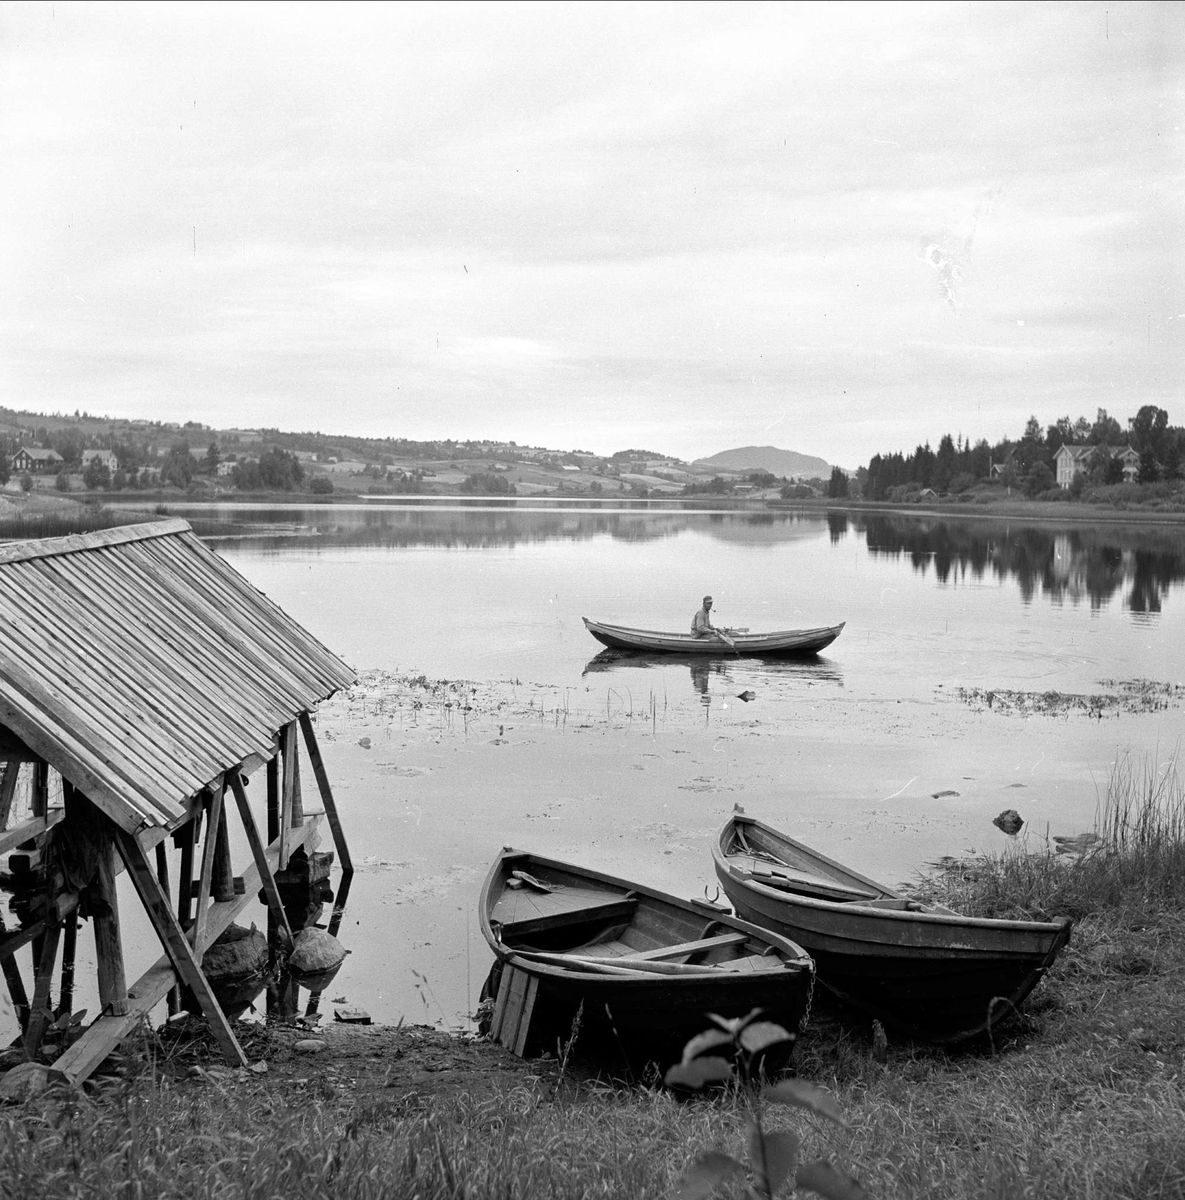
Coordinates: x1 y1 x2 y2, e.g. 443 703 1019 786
508 949 716 976
564 954 722 976
506 951 650 977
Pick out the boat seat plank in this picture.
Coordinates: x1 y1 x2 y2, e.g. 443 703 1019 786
714 954 787 974
618 932 748 961
496 896 638 940
745 860 878 901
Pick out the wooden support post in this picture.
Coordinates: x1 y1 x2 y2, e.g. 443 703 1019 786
155 842 179 1016
0 762 19 829
299 711 352 873
173 810 200 1013
228 771 293 947
279 725 295 871
265 755 281 1014
304 870 352 1019
92 824 129 1018
54 815 322 1087
58 912 78 1018
0 915 31 1030
23 921 62 1060
266 754 280 845
211 803 234 903
114 829 247 1069
287 722 304 828
31 761 48 820
192 785 224 957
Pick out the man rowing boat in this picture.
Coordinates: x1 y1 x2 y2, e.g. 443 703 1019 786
691 596 736 647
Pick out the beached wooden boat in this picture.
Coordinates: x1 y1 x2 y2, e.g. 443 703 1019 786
582 618 844 656
480 848 815 1063
713 814 1072 1043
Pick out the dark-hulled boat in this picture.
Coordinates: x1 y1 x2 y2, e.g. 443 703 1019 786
713 813 1071 1043
480 848 815 1063
582 617 844 656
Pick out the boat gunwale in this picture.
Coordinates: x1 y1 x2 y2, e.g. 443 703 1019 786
715 816 1072 938
480 846 815 976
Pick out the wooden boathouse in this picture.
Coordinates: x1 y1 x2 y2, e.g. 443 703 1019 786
0 518 356 1082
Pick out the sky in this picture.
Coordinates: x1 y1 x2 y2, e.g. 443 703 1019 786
1 2 1181 467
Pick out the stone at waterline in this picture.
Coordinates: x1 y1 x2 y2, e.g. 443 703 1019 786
203 924 269 1016
993 809 1024 836
288 927 349 992
334 1006 372 1025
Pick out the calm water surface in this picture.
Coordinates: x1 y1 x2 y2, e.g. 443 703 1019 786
111 501 1185 1025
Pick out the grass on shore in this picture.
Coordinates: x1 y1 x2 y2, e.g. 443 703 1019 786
1 754 1183 1199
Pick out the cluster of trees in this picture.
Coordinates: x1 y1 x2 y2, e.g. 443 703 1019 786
682 471 779 496
864 406 1181 501
459 471 515 495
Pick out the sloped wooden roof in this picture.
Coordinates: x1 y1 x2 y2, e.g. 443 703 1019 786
0 519 355 834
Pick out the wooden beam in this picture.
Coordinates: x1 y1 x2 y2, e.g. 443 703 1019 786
0 762 20 829
58 913 78 1018
22 921 61 1060
279 724 295 871
211 797 234 903
31 761 47 820
92 829 128 1017
228 772 293 947
299 711 352 872
0 811 64 857
53 816 322 1085
287 722 305 828
192 785 224 956
0 915 31 1030
114 829 247 1068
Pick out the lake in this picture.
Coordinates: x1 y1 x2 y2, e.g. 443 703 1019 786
109 500 1185 1028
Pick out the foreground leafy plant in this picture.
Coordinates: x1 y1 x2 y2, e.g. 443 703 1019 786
665 1009 869 1200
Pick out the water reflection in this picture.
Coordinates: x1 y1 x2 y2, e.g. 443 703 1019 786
153 501 1185 616
152 502 831 553
855 513 1185 614
582 648 844 715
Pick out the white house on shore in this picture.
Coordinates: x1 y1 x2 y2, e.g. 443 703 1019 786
81 449 119 473
1054 444 1140 489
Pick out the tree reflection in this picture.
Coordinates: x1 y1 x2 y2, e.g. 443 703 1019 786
856 514 1185 613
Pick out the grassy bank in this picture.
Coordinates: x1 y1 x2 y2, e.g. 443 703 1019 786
1 754 1183 1199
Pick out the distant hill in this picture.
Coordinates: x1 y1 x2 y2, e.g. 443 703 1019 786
693 445 832 479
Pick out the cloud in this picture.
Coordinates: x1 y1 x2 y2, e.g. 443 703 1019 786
0 1 1180 464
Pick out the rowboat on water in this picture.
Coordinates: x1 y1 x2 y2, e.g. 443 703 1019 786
479 847 815 1064
581 617 845 656
713 813 1072 1043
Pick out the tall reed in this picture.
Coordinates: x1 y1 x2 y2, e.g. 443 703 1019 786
910 750 1185 922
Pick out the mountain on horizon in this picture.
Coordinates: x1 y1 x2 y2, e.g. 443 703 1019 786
693 445 832 479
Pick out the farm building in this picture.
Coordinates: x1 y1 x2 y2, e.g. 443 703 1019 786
0 519 355 1082
11 447 64 474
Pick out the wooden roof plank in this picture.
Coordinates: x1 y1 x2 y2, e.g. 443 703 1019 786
0 679 178 831
0 604 197 802
153 533 354 690
0 521 353 830
0 576 228 786
36 553 280 761
126 538 346 713
0 518 191 566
